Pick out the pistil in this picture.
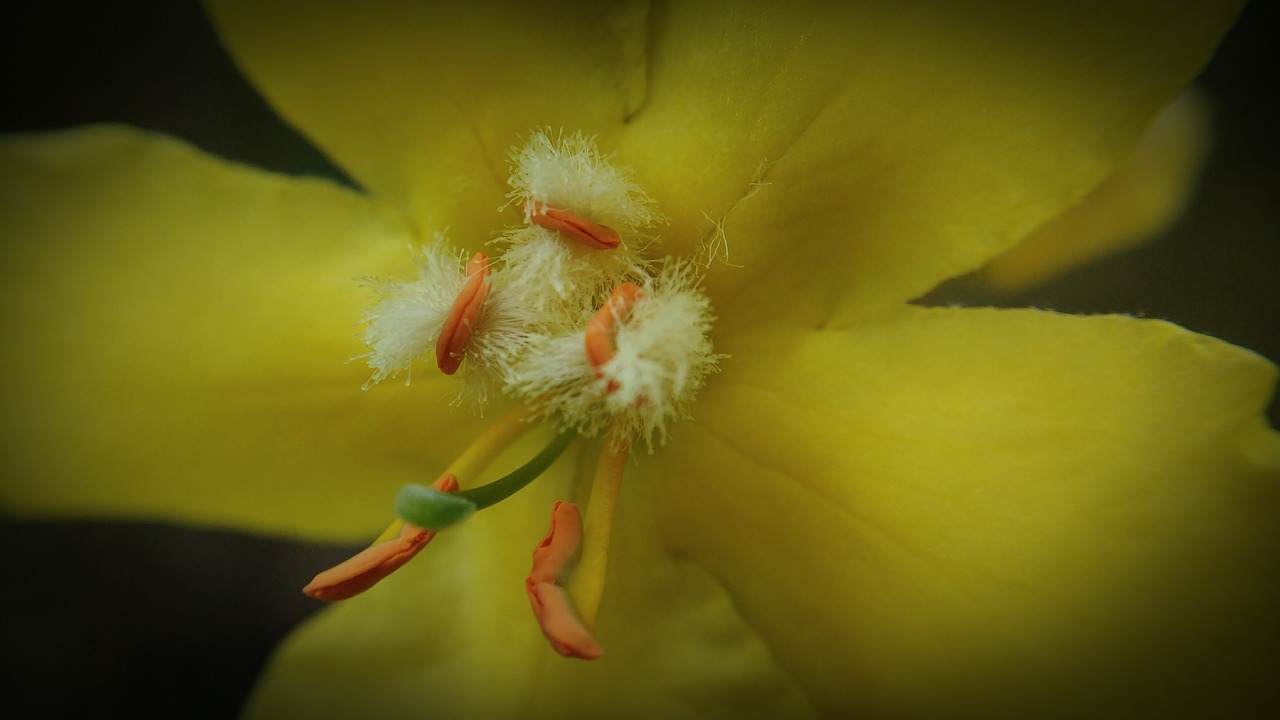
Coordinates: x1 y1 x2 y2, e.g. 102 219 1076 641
395 428 573 530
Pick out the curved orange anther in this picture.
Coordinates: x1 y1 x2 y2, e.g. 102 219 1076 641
526 501 603 660
436 253 490 375
523 199 621 250
585 283 643 392
303 474 459 602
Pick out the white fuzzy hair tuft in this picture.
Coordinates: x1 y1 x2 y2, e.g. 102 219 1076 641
493 225 650 329
360 238 465 387
508 129 664 235
359 129 725 437
508 259 722 450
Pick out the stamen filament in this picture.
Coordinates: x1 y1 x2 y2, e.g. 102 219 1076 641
569 428 630 629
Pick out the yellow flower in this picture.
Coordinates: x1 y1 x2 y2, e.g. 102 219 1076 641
2 1 1277 718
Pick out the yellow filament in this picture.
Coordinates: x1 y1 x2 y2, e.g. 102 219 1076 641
569 428 629 629
372 404 537 545
372 519 406 545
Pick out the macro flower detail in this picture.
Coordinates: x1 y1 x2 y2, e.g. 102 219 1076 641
313 131 723 660
509 129 664 242
302 473 460 602
526 501 605 660
360 239 475 382
516 261 722 445
1 1 1276 719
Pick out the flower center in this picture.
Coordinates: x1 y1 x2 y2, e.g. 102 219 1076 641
307 129 724 660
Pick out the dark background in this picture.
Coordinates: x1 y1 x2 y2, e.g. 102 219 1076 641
1 2 1276 717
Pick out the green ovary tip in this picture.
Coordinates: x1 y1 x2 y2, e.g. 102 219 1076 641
395 486 478 530
394 429 574 530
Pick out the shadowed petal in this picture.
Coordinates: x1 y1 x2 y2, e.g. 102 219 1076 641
207 0 1243 329
656 306 1279 716
0 126 492 540
976 90 1212 291
206 0 654 247
245 443 814 719
655 1 1245 332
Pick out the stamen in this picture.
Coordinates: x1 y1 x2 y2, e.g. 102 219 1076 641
526 501 604 659
585 282 643 392
305 405 537 602
360 237 467 386
303 474 459 602
523 199 622 250
436 252 491 375
507 129 664 237
568 429 629 630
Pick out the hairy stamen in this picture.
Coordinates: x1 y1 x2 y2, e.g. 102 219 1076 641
524 199 622 250
585 283 644 392
436 252 490 375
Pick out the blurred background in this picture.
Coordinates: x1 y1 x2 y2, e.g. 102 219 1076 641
1 1 1276 717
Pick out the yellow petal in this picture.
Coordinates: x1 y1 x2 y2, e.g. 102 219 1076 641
0 125 492 540
656 307 1279 716
209 1 1243 329
976 90 1212 291
655 1 1245 333
206 0 653 244
245 439 813 719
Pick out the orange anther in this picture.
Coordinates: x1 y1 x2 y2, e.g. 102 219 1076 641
585 283 643 392
435 253 490 375
524 199 621 250
303 474 459 602
526 501 604 660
